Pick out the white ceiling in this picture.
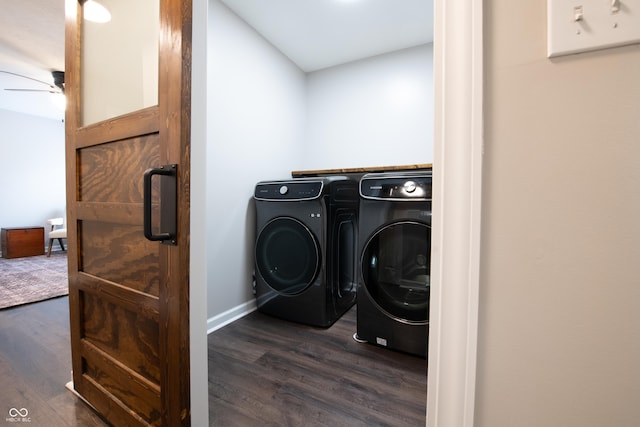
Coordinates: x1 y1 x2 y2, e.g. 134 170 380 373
0 0 433 120
220 0 433 72
0 0 65 120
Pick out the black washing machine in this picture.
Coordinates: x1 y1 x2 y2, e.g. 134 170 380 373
253 176 359 327
356 172 432 357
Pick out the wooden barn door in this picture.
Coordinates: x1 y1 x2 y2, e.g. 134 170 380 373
65 0 192 425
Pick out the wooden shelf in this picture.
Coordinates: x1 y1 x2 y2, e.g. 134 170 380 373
291 163 432 178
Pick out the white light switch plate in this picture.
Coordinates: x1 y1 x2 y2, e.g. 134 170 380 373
547 0 640 57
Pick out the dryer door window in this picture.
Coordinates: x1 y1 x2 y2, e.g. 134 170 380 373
361 221 430 322
256 217 320 295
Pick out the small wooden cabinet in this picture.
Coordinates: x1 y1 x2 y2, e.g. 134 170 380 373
1 227 45 259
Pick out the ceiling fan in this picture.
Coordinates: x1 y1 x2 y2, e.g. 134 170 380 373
1 70 65 94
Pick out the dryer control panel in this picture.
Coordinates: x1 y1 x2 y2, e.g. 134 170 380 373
360 173 432 201
255 180 323 201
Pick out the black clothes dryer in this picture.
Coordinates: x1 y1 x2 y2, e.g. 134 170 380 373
356 172 432 357
253 176 359 327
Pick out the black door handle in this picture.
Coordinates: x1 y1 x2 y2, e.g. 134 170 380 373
143 164 177 245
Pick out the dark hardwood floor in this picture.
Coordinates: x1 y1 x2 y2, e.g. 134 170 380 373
1 298 427 426
0 297 107 426
208 306 427 426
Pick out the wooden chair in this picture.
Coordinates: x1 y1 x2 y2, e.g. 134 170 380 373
47 217 67 257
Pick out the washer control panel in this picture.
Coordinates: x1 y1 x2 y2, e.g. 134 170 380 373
360 173 432 201
255 180 323 201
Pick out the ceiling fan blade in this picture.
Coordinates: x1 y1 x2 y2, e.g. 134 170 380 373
1 70 55 89
0 70 64 94
4 88 60 94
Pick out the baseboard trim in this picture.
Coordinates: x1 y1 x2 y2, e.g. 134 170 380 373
65 380 98 412
207 300 257 334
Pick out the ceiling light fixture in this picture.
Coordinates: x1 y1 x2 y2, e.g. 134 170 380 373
84 0 112 23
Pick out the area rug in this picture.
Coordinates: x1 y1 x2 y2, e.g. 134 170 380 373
0 252 68 310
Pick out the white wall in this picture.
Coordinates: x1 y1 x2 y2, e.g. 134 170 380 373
189 0 210 424
206 0 307 325
205 1 434 325
304 44 433 170
0 108 65 249
476 1 640 425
